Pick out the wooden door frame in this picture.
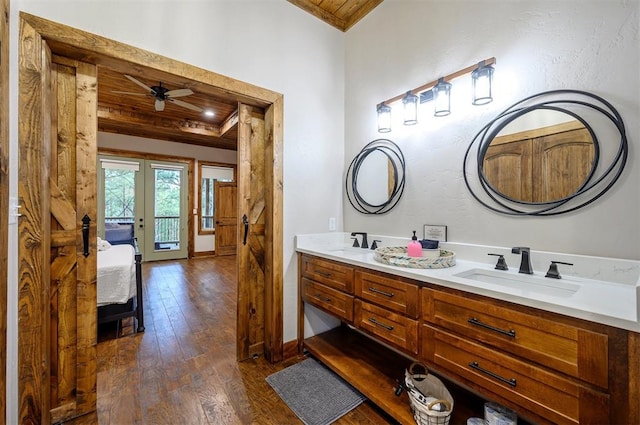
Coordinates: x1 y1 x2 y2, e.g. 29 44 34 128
17 11 283 423
0 0 9 421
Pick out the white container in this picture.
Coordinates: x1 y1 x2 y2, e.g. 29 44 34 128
422 248 441 259
484 402 517 425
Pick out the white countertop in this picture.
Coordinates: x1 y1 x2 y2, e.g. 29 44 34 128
296 233 640 333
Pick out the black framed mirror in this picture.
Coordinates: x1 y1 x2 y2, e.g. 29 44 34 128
463 90 628 215
346 139 406 214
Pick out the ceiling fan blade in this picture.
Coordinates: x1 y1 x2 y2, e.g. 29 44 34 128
155 99 166 112
165 88 193 98
111 90 149 96
169 98 203 113
124 74 155 94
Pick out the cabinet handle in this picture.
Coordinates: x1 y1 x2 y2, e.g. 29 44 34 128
468 317 516 338
368 317 394 331
368 287 395 298
315 271 333 278
314 294 332 303
469 361 517 387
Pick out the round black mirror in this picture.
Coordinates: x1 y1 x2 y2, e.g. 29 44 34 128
346 139 406 214
463 90 627 215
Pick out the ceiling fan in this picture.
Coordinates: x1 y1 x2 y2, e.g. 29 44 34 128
112 74 203 113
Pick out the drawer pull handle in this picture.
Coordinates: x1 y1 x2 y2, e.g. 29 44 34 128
468 317 516 338
469 361 517 387
368 317 394 331
316 270 333 277
369 287 395 297
314 294 332 302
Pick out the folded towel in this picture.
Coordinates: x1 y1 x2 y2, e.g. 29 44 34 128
420 239 439 249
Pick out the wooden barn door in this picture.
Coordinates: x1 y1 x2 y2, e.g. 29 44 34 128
237 104 267 360
18 18 98 423
48 57 98 423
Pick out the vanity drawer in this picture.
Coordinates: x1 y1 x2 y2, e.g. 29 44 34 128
354 300 418 354
302 278 354 322
421 288 608 389
355 270 419 318
301 255 354 293
422 325 609 425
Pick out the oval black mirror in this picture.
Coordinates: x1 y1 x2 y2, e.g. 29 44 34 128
346 139 406 214
463 90 628 216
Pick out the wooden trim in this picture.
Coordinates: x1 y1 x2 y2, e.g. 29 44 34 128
193 250 215 258
282 339 300 361
0 0 8 420
98 148 196 258
20 13 280 106
18 17 52 424
265 97 284 362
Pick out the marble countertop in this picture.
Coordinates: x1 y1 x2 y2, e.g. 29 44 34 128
296 233 640 333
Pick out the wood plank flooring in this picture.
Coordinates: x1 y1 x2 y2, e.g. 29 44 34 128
72 256 394 424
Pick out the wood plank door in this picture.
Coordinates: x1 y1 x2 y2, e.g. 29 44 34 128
214 181 237 256
0 0 8 420
237 104 267 361
18 17 98 423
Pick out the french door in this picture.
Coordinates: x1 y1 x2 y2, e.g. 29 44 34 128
98 155 188 261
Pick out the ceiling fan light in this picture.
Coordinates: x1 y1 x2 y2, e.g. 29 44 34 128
155 99 165 112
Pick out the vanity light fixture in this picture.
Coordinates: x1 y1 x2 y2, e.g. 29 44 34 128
472 61 494 105
376 57 496 132
377 102 392 133
402 91 419 125
433 78 452 117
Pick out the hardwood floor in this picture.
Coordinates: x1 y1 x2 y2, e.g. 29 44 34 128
76 256 394 424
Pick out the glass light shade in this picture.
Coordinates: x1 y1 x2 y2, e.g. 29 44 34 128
472 64 494 105
433 79 452 117
377 103 392 133
402 91 419 125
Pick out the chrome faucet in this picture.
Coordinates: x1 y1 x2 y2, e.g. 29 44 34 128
511 247 533 274
351 232 368 249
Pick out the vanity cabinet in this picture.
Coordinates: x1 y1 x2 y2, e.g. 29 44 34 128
421 288 616 424
298 253 633 425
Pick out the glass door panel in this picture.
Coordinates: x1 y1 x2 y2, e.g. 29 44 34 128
144 161 188 261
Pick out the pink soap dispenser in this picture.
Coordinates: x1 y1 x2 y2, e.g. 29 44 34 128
407 230 422 258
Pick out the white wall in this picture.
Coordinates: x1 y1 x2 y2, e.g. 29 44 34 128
98 132 236 253
344 0 640 261
8 1 345 422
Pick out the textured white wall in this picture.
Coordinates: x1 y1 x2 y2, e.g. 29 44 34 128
344 0 640 260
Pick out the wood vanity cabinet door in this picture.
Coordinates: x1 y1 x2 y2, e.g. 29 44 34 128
300 255 355 293
354 300 418 354
422 325 609 425
421 288 608 389
355 270 419 318
301 278 354 322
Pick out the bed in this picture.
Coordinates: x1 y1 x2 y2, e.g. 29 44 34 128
97 237 145 334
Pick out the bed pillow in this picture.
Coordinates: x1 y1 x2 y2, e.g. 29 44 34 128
97 237 112 251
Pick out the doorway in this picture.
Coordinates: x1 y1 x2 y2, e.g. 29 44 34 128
98 155 190 261
17 12 283 424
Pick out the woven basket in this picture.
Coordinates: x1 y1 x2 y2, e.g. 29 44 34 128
405 363 454 425
374 247 456 269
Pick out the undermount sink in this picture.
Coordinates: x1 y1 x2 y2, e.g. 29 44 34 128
454 268 580 297
327 247 372 259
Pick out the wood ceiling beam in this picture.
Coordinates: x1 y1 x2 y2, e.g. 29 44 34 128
220 110 239 138
97 106 221 138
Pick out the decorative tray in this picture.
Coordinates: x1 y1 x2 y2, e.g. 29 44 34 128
373 247 456 269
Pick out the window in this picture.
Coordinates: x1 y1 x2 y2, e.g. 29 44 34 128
198 162 235 235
